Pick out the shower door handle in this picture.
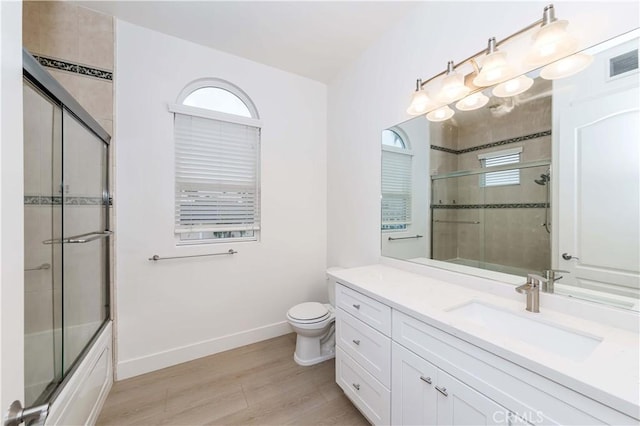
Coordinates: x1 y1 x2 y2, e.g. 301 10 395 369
4 400 49 426
43 230 112 245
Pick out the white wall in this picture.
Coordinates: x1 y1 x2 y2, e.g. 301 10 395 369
327 1 640 268
115 21 327 379
0 0 25 409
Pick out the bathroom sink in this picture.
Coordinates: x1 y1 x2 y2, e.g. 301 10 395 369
447 301 602 361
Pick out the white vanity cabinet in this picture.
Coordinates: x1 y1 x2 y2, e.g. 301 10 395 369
335 284 391 425
334 279 639 426
392 343 513 426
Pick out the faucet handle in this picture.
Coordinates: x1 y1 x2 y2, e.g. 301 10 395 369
527 273 547 286
545 269 570 274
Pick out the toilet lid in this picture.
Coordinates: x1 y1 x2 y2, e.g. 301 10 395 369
288 302 329 321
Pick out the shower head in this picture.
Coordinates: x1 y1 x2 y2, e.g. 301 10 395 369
534 173 550 185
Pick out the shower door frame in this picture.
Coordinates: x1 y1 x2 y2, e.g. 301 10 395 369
22 49 112 411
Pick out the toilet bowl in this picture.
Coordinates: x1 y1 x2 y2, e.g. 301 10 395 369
286 302 335 366
286 269 341 366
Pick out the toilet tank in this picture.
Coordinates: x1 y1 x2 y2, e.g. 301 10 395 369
326 267 343 307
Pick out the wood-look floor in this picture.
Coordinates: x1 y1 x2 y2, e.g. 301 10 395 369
97 333 369 426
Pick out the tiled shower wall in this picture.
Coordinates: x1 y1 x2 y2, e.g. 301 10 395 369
22 2 114 338
23 1 114 135
430 86 552 273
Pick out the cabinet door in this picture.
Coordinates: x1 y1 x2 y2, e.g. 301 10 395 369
391 343 438 426
436 370 509 425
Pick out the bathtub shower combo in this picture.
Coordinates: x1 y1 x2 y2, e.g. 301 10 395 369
22 50 112 424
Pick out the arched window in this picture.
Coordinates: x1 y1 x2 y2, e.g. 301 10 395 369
169 79 261 243
381 128 412 232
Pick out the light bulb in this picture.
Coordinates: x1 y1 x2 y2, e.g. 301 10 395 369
426 105 454 122
473 38 516 87
526 20 579 67
406 88 434 116
455 92 489 111
492 75 534 98
540 53 593 80
436 61 470 104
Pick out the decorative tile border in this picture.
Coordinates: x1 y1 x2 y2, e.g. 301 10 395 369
430 130 551 155
432 203 549 209
24 196 108 206
33 55 113 81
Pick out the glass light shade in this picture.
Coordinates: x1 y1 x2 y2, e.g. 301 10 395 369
526 20 579 66
455 92 490 111
406 89 435 116
492 75 534 98
473 51 515 86
426 105 455 122
436 73 471 104
540 53 593 80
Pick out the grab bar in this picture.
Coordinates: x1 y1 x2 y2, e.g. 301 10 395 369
25 263 51 271
388 235 423 241
149 249 237 261
43 230 112 245
433 220 480 224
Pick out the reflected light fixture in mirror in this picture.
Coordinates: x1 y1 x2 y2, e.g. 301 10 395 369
436 61 471 104
407 78 435 116
540 53 594 79
455 91 490 111
426 105 455 122
492 75 534 98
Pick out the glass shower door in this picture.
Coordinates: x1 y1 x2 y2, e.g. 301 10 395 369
61 109 110 372
23 81 63 406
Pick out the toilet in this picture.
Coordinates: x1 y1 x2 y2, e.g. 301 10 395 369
286 272 338 366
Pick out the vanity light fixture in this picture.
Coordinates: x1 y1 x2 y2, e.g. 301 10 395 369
492 75 534 98
473 38 516 87
407 79 435 116
436 61 471 104
406 4 592 118
526 4 579 67
426 105 455 122
455 91 490 111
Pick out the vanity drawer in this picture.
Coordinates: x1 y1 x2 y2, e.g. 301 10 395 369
336 346 391 426
336 283 391 336
336 309 391 387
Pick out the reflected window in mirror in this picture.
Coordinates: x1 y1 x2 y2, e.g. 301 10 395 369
382 129 412 232
478 147 522 187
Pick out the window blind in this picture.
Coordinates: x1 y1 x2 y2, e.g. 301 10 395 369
174 113 260 233
480 152 521 187
382 150 412 227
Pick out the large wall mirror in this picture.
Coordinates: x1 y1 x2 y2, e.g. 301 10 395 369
381 29 639 311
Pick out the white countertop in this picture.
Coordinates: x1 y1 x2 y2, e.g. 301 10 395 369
329 264 640 419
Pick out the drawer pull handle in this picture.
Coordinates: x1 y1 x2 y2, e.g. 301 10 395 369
352 383 360 391
419 376 432 384
435 385 448 397
352 339 361 346
352 304 361 310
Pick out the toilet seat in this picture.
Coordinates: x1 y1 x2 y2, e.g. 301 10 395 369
287 302 330 324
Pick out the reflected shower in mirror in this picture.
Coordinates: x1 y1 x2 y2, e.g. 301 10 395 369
381 30 639 311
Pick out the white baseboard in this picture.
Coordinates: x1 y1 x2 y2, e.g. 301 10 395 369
116 321 293 380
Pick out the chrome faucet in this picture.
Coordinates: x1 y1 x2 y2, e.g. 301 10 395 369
541 269 569 293
515 274 546 313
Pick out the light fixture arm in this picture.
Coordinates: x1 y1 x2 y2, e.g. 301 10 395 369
417 14 546 89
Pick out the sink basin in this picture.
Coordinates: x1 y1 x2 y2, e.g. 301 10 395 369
447 301 602 361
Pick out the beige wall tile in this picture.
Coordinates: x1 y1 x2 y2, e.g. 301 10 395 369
76 77 113 122
78 7 114 71
38 1 80 62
